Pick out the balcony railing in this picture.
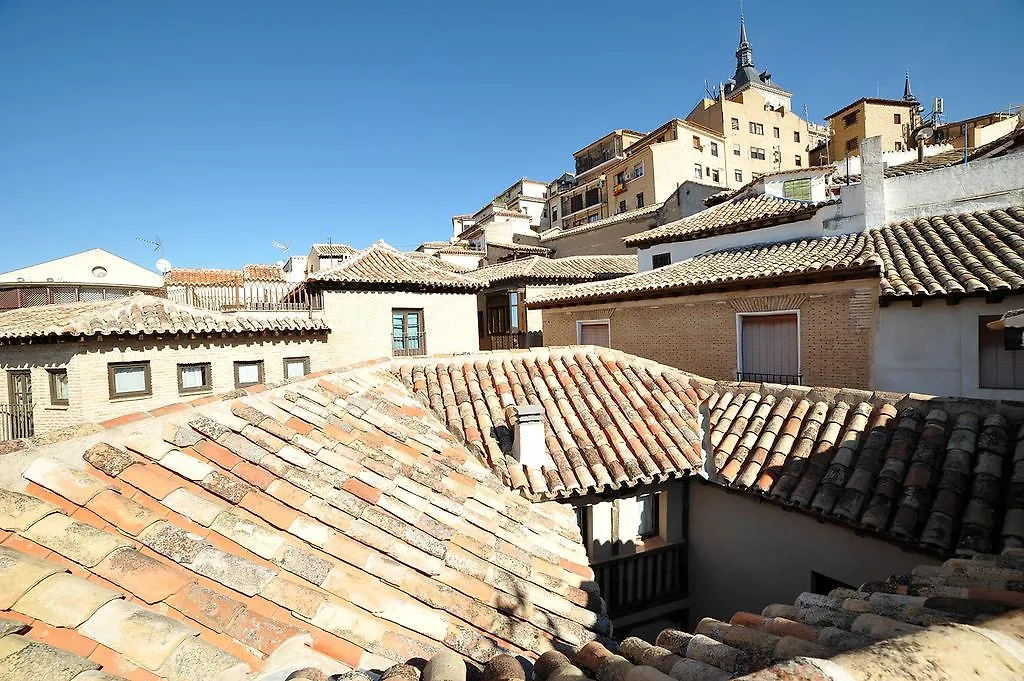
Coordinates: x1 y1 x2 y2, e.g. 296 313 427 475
393 333 427 357
593 543 688 618
480 331 543 351
0 404 34 441
737 371 803 385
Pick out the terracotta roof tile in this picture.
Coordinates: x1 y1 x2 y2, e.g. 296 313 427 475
549 549 1024 680
539 203 662 243
623 194 839 247
0 293 327 342
531 206 1024 307
486 242 552 256
240 264 285 281
468 255 637 285
310 243 359 257
404 252 472 274
0 362 606 678
309 246 484 291
163 268 243 286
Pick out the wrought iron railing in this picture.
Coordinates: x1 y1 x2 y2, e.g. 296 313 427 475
480 331 543 351
0 403 34 441
392 333 427 357
737 371 803 385
592 543 688 618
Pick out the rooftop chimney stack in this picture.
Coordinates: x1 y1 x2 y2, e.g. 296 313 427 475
513 405 547 468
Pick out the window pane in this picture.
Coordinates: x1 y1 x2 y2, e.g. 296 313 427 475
181 365 206 389
53 372 69 401
236 363 261 385
579 322 610 347
114 366 146 394
286 359 307 379
638 494 657 536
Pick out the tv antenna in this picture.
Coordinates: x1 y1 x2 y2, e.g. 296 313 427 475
272 240 290 255
136 235 165 258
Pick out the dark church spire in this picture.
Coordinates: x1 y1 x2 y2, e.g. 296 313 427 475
731 12 760 91
903 69 916 101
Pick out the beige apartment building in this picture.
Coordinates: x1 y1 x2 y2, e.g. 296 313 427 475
684 17 817 185
825 96 920 161
936 109 1021 150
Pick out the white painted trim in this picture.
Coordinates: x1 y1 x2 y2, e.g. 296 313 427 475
735 309 802 379
576 318 612 346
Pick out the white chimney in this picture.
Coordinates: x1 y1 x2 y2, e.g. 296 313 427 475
861 135 886 229
513 404 548 468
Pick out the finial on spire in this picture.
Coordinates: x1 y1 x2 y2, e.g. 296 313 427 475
903 68 915 101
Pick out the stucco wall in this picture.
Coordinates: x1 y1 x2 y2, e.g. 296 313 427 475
874 297 1024 400
540 282 877 388
688 482 941 625
320 290 479 365
542 221 647 257
0 333 329 434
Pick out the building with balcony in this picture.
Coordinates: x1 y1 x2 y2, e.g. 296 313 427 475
0 248 164 311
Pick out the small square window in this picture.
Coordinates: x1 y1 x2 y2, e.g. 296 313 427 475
712 169 720 182
635 192 644 209
694 164 703 179
108 362 151 399
732 144 741 156
843 111 858 127
795 155 802 167
48 369 69 406
794 131 801 143
894 113 902 124
730 117 740 130
618 200 627 213
284 356 311 379
234 360 264 388
773 126 780 138
637 493 659 538
846 138 859 152
749 122 764 135
750 147 766 160
178 363 212 394
652 253 671 268
692 135 701 149
709 142 718 157
734 169 743 182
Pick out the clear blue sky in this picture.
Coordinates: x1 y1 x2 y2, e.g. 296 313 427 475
0 0 1019 272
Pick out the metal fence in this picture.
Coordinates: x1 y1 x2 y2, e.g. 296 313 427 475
480 331 544 351
392 333 427 357
737 371 803 385
0 404 34 441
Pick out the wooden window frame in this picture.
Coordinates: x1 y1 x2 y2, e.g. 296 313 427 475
177 362 212 395
635 192 644 209
637 492 660 539
392 308 426 357
108 361 152 399
735 310 801 381
979 315 1024 389
283 356 311 380
233 360 265 389
576 319 611 346
48 368 69 406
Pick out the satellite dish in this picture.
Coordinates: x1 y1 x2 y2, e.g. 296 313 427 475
155 258 173 274
914 125 935 142
275 260 285 268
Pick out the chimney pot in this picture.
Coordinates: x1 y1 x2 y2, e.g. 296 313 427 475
513 404 548 468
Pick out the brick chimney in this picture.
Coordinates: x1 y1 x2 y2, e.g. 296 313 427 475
513 404 547 468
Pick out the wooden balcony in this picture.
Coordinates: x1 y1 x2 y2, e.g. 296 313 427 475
479 331 543 351
592 542 688 618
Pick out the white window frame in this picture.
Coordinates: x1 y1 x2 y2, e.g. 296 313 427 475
735 310 802 379
576 319 611 346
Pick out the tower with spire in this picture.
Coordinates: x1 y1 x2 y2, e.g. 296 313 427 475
723 13 791 107
903 70 916 102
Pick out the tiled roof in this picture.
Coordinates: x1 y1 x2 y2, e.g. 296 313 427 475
539 203 662 243
990 308 1024 329
703 189 735 207
0 364 606 679
164 268 244 286
436 245 486 257
530 232 880 307
416 241 452 251
550 550 1024 680
311 243 359 257
531 206 1024 307
487 241 553 256
467 256 637 285
876 206 1024 301
399 345 1024 557
241 264 285 282
397 348 707 500
623 194 838 247
308 246 484 291
883 149 965 177
404 252 471 274
0 294 327 343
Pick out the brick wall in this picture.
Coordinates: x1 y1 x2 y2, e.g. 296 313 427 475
0 333 329 435
541 281 877 388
